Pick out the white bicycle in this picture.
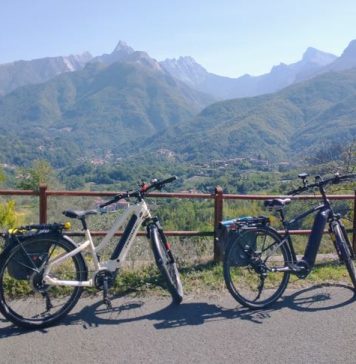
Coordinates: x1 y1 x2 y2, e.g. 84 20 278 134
0 177 183 329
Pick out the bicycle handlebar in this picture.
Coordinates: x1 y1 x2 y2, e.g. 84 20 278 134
99 176 177 208
141 176 177 193
287 173 356 196
99 196 122 208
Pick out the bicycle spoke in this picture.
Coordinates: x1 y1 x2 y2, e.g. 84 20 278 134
224 227 290 308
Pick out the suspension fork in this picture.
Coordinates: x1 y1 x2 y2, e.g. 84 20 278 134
329 218 354 260
145 217 167 245
145 217 174 262
329 220 342 260
339 221 355 259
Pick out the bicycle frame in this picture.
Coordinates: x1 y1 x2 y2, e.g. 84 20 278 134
260 203 335 277
284 204 331 266
43 200 152 288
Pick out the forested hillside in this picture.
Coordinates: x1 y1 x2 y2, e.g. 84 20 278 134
142 69 356 162
0 60 213 167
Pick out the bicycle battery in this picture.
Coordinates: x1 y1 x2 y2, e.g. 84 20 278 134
302 209 330 267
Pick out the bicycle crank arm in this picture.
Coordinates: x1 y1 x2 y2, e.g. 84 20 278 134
271 263 310 278
270 266 292 272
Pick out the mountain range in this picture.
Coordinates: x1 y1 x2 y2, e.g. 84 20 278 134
0 53 213 167
161 47 338 99
3 40 356 100
0 40 356 168
141 68 356 162
0 52 92 96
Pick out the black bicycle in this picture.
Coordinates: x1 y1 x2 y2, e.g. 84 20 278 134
224 173 356 309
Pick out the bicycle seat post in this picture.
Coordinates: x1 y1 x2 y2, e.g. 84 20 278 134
79 217 88 231
278 208 287 227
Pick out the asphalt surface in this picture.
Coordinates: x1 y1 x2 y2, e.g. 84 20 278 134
0 284 355 364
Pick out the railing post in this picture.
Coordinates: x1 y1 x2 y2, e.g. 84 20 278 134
353 190 356 254
39 184 47 224
214 186 223 262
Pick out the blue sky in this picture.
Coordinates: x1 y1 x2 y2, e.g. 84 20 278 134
1 0 356 77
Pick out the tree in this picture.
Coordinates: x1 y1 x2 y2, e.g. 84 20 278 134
340 141 356 173
0 200 18 228
0 167 18 229
306 141 356 174
16 160 55 191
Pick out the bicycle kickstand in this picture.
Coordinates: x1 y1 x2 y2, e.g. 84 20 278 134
102 277 112 310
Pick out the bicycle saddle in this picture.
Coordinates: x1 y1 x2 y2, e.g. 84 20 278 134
264 198 291 210
62 209 98 219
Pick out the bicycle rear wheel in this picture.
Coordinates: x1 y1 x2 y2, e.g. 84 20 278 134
224 226 291 309
334 223 356 290
0 235 87 329
150 225 183 303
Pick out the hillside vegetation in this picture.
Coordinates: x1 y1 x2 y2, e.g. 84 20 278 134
143 69 356 162
0 52 355 169
0 61 213 167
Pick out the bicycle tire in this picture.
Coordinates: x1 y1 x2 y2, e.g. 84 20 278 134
334 223 356 290
150 225 183 304
0 234 87 329
224 226 291 309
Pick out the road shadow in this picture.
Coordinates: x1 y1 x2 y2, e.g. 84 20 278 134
0 283 355 336
71 299 273 329
70 283 355 330
282 283 356 312
0 295 274 337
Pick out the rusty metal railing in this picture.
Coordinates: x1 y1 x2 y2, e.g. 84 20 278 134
0 185 355 262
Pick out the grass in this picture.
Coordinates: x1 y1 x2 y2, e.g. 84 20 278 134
107 259 356 298
288 261 356 288
2 259 355 299
106 261 226 298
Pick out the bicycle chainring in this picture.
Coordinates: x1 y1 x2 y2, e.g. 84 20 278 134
94 269 116 290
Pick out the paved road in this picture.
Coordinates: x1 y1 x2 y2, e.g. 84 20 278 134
0 284 355 364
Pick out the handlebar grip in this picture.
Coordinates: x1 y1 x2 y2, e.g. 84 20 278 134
99 200 113 208
287 187 303 196
160 176 177 185
99 194 122 208
337 174 356 183
146 176 177 192
286 190 295 196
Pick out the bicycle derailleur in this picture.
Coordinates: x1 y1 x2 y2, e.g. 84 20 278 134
94 269 116 310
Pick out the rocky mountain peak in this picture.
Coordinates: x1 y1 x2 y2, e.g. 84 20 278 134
126 51 163 72
340 39 356 58
90 40 135 65
323 39 356 72
113 40 135 54
162 56 206 71
302 47 337 65
160 56 208 86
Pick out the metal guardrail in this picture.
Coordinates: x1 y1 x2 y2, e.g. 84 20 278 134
0 184 355 262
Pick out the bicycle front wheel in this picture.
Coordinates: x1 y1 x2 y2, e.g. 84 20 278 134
150 225 183 303
0 235 87 329
224 226 291 309
334 223 356 290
